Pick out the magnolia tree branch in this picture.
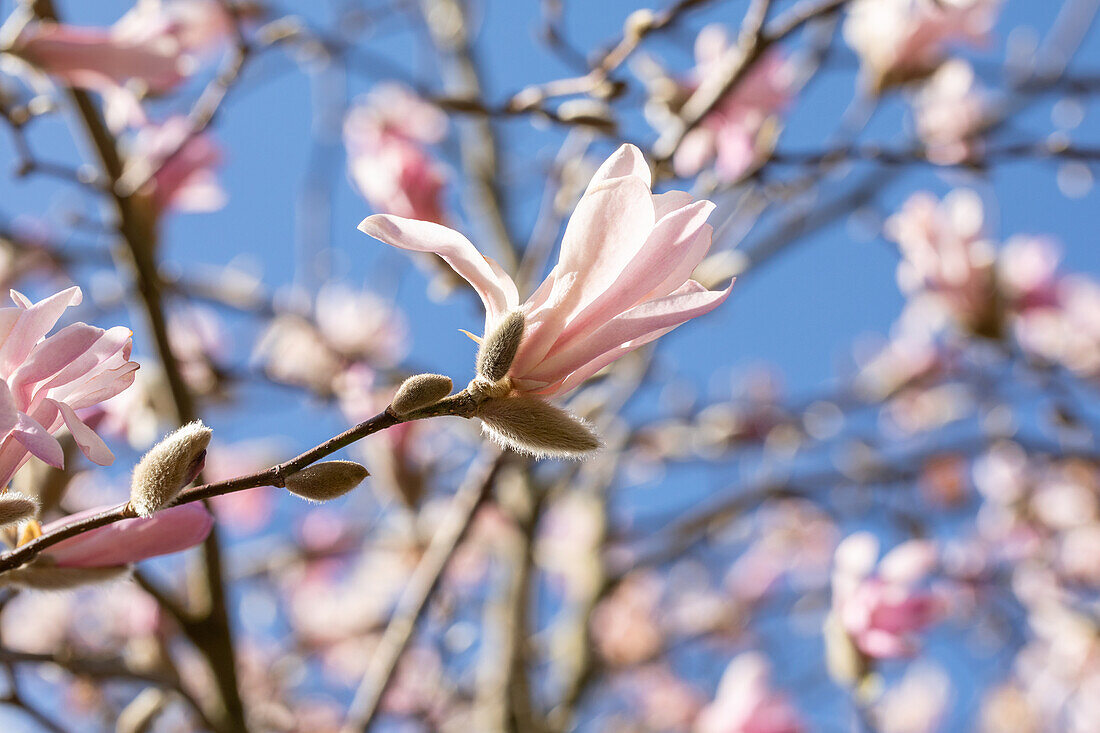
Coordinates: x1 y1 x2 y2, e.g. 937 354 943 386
340 450 505 733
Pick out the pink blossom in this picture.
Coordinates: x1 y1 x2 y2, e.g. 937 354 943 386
314 284 408 366
674 26 792 181
844 0 1001 92
885 189 998 334
344 84 448 223
0 287 138 488
913 60 990 165
127 116 225 214
360 144 732 398
41 502 213 568
3 17 188 129
694 652 804 733
831 533 942 659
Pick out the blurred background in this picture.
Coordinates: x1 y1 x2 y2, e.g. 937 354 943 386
1 0 1099 730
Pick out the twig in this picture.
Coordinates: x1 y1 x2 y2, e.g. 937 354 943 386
340 450 504 733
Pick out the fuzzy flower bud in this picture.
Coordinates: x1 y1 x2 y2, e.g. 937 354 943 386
284 461 370 502
129 421 212 518
0 492 39 528
0 560 129 590
389 373 454 416
477 310 525 383
478 395 600 458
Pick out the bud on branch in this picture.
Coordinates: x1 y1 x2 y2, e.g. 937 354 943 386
129 421 212 517
285 461 369 502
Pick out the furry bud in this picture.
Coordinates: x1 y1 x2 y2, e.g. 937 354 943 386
130 421 212 517
389 373 454 416
0 561 129 590
477 310 525 382
0 492 38 528
478 395 600 459
285 461 369 502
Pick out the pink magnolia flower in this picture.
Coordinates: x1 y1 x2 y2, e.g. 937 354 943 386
913 59 990 165
831 533 942 659
885 189 998 335
674 26 792 181
360 144 731 398
127 116 225 214
0 286 138 488
40 502 213 568
344 84 448 223
844 0 1001 92
694 652 804 733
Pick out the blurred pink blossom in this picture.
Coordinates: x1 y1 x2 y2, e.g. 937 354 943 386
344 83 448 223
886 189 998 335
314 284 408 367
112 0 235 61
694 652 804 733
844 0 1001 93
360 144 731 397
41 502 213 568
0 286 137 487
128 116 226 214
674 26 792 181
591 570 663 666
913 59 990 165
832 533 942 659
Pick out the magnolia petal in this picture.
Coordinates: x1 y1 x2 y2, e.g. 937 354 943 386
42 503 214 568
547 199 716 354
39 326 132 396
8 323 104 402
583 143 651 195
51 398 114 466
359 215 519 324
0 380 18 435
511 175 655 377
526 280 732 386
13 411 64 469
0 286 82 375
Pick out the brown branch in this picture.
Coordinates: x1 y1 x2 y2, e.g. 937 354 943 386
340 450 505 733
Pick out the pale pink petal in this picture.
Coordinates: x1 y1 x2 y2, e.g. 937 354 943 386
529 280 732 391
0 381 18 435
511 175 656 376
36 326 133 397
651 190 695 219
0 286 82 376
50 398 114 465
547 200 716 354
8 323 103 402
647 223 714 300
359 215 519 325
673 127 716 178
13 411 64 469
42 503 214 568
583 143 651 196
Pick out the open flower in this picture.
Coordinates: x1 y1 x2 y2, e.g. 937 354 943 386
0 287 138 488
360 145 731 455
829 533 942 660
40 502 213 568
844 0 1001 93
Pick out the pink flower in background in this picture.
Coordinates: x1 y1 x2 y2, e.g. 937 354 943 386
674 25 792 181
913 60 990 165
831 533 942 659
344 83 448 223
127 116 226 214
314 284 408 366
41 502 213 567
0 287 138 488
695 652 804 733
3 18 187 129
886 189 997 334
360 144 732 397
844 0 1001 92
